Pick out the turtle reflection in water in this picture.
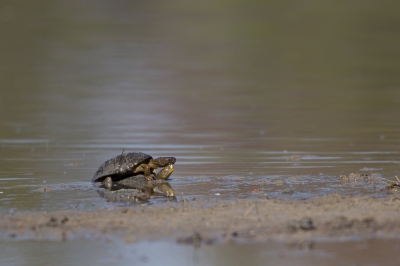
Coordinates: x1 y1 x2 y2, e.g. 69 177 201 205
92 152 176 189
98 178 176 203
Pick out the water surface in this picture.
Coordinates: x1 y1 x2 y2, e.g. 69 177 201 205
1 0 400 264
1 238 399 266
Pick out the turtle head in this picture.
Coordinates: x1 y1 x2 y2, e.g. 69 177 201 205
156 164 174 180
150 157 176 167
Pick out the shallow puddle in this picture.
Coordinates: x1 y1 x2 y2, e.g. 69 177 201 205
1 135 399 213
1 238 399 266
0 141 398 214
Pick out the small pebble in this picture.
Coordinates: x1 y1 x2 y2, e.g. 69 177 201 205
300 217 315 230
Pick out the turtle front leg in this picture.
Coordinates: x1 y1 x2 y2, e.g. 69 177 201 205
103 177 113 189
139 164 155 181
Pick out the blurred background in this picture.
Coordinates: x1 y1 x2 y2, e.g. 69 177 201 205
1 2 400 264
0 0 400 210
2 0 400 140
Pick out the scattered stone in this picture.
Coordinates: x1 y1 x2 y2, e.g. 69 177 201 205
47 217 58 227
61 217 69 224
299 217 314 230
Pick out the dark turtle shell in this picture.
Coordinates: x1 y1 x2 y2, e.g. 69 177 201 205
92 152 152 183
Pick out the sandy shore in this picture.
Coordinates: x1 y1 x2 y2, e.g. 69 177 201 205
1 194 400 244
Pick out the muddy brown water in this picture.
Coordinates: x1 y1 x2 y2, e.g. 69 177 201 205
1 0 400 265
1 239 400 266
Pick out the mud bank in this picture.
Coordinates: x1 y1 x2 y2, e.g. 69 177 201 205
1 195 400 244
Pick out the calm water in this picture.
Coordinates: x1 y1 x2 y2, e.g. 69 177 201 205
1 238 400 266
1 0 400 264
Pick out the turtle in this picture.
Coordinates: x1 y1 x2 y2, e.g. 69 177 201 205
92 152 176 188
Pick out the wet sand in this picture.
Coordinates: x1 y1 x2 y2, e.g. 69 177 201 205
2 194 400 244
